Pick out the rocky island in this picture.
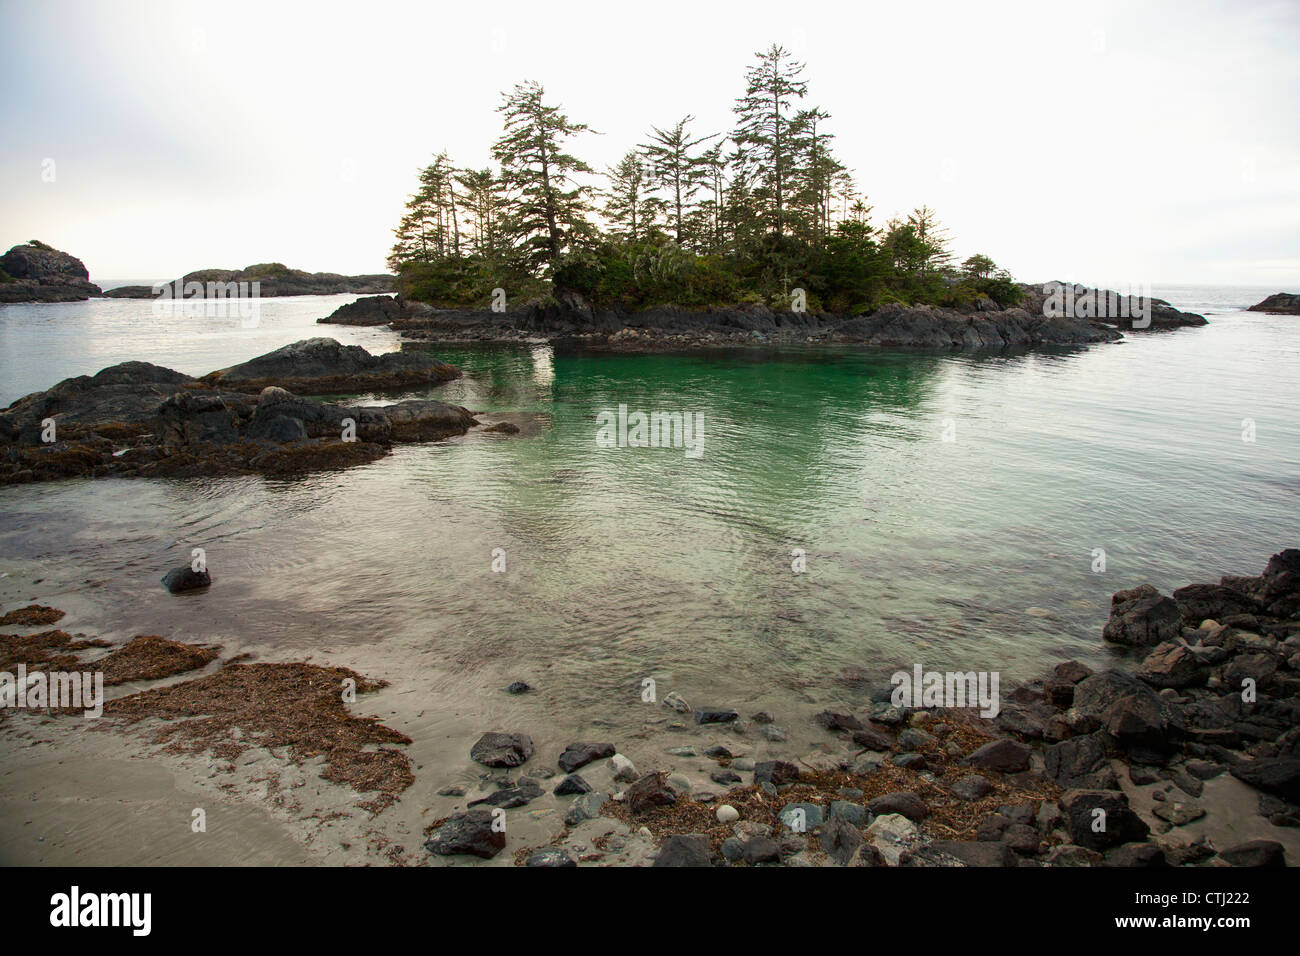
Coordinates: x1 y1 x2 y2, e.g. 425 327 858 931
0 241 102 303
104 262 395 298
318 281 1207 351
0 338 477 484
1248 293 1300 315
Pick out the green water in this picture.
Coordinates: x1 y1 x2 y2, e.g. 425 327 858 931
1 308 1298 722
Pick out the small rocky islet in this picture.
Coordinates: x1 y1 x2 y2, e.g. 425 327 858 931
0 337 483 484
426 550 1300 866
319 281 1208 351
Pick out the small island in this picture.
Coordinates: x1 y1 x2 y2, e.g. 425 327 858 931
1248 293 1300 315
0 240 102 303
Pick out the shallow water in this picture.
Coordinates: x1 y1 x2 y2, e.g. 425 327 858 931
1 290 1298 724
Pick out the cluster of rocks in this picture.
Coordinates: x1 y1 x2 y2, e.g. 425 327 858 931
320 283 1207 352
1247 293 1300 315
0 242 101 303
0 338 477 483
427 551 1298 867
103 264 394 299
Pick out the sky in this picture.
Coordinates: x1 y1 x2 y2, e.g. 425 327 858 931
1 0 1297 288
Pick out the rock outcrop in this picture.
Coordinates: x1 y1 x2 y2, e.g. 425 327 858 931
201 337 460 394
0 241 102 303
1248 293 1300 315
322 282 1208 351
104 264 394 299
0 339 475 484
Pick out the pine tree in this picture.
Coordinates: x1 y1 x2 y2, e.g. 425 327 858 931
493 81 594 273
602 151 660 241
732 44 808 238
640 115 716 247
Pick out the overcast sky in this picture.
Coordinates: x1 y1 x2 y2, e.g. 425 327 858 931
1 0 1296 288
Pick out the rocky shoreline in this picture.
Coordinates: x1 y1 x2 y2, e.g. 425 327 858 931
2 552 1296 866
104 264 395 299
0 338 482 484
0 242 101 303
426 550 1299 866
319 282 1208 351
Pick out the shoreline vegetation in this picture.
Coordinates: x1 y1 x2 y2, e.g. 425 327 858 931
3 551 1296 865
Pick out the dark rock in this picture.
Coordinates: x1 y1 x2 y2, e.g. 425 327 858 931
0 241 100 303
1247 293 1300 315
317 294 404 326
1104 843 1167 867
815 710 864 732
820 813 866 865
866 791 928 821
1054 660 1093 684
1218 840 1287 867
1001 823 1041 854
695 708 739 724
470 732 534 768
468 778 543 809
1102 584 1182 646
741 836 782 865
754 760 800 786
653 834 711 867
963 738 1032 773
161 565 211 594
505 681 532 694
424 808 505 859
553 774 592 796
1044 732 1118 789
1230 757 1300 802
557 741 615 773
625 772 678 815
1136 642 1208 689
850 726 894 750
204 337 459 395
562 791 607 825
927 840 1017 867
1060 789 1150 850
951 774 993 801
1172 582 1261 625
710 768 742 786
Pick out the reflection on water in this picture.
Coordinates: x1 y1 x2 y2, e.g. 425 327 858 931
0 299 1298 724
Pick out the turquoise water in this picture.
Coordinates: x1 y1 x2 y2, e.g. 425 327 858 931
0 291 1297 720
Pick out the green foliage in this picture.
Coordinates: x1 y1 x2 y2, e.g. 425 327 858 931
388 45 1019 314
27 239 54 251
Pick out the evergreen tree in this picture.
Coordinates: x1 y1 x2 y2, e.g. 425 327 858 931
493 80 594 273
732 44 808 237
640 115 716 246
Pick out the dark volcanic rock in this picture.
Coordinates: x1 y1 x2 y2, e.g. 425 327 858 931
553 774 592 796
424 808 505 858
1043 732 1118 789
695 707 739 724
654 834 711 867
161 565 211 594
1136 641 1208 689
1230 757 1300 802
1218 839 1287 867
469 732 534 768
203 337 460 394
1060 789 1150 850
1102 584 1182 646
1172 582 1260 625
0 341 475 485
557 742 615 773
625 772 678 815
815 710 864 732
963 738 1032 773
468 778 543 809
866 791 929 821
820 813 866 865
0 241 101 303
317 294 406 326
754 760 800 786
1247 293 1300 315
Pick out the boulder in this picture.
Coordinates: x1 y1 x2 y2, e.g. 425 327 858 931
161 565 211 594
653 834 711 867
1136 641 1207 688
963 738 1032 773
1060 789 1150 850
424 808 505 858
1043 732 1119 790
625 772 678 815
1102 584 1182 646
469 732 534 768
1218 840 1287 867
1230 757 1300 802
820 813 866 865
557 742 615 773
866 791 929 822
1172 582 1260 625
203 337 460 394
